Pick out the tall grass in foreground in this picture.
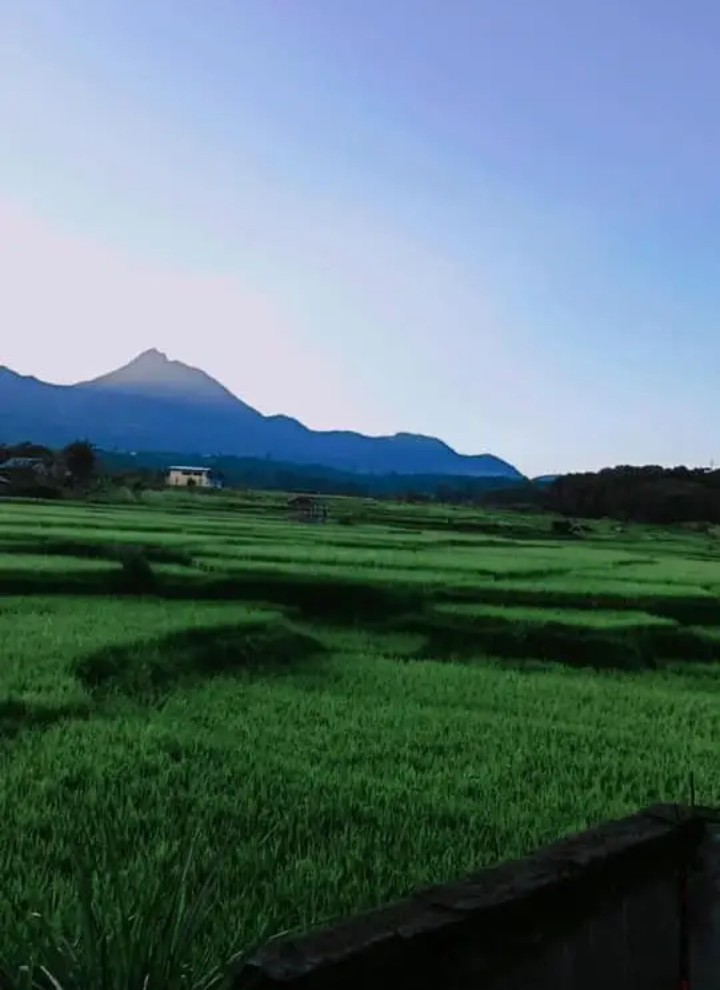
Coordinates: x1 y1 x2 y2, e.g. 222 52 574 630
1 831 265 990
1 495 719 981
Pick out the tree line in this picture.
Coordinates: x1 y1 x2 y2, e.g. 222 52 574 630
100 449 517 499
545 466 720 525
0 440 97 495
5 439 720 526
2 442 517 501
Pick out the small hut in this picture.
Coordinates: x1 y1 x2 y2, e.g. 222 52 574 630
288 495 328 524
551 518 587 539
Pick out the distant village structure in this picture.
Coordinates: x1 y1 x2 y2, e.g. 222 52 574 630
0 457 54 493
0 457 51 478
166 466 223 489
288 494 328 523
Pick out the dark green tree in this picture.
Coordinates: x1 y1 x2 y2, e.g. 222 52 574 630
547 465 720 525
64 440 97 486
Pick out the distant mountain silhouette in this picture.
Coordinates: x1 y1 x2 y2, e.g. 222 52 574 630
80 348 241 405
0 349 523 478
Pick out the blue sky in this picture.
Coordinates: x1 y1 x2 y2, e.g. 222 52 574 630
2 0 719 475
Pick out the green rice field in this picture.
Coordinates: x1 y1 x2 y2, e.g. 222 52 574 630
1 489 719 985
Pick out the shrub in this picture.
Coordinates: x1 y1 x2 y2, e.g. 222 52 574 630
117 550 157 593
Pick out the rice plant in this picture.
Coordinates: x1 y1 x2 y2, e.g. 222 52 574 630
0 494 717 978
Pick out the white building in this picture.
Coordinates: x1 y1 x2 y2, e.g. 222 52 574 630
166 466 223 489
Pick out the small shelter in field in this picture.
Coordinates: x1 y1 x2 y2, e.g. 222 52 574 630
288 494 328 523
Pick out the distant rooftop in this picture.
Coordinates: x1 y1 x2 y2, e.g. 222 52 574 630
168 465 213 472
1 457 47 468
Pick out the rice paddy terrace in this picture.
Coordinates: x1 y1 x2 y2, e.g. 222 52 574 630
1 489 719 983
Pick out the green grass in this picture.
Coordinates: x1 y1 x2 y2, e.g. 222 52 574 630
433 602 676 629
0 492 717 982
0 597 287 703
0 552 119 573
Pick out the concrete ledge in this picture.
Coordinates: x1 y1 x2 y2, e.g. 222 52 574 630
239 804 716 990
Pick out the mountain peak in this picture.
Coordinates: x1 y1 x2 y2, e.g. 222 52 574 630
133 348 170 366
80 349 247 407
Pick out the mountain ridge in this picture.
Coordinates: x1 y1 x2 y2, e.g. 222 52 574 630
0 350 523 479
79 349 249 408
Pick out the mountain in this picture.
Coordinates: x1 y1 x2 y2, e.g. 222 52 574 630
0 349 523 479
79 348 241 405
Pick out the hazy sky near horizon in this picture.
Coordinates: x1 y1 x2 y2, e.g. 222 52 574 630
2 1 720 476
